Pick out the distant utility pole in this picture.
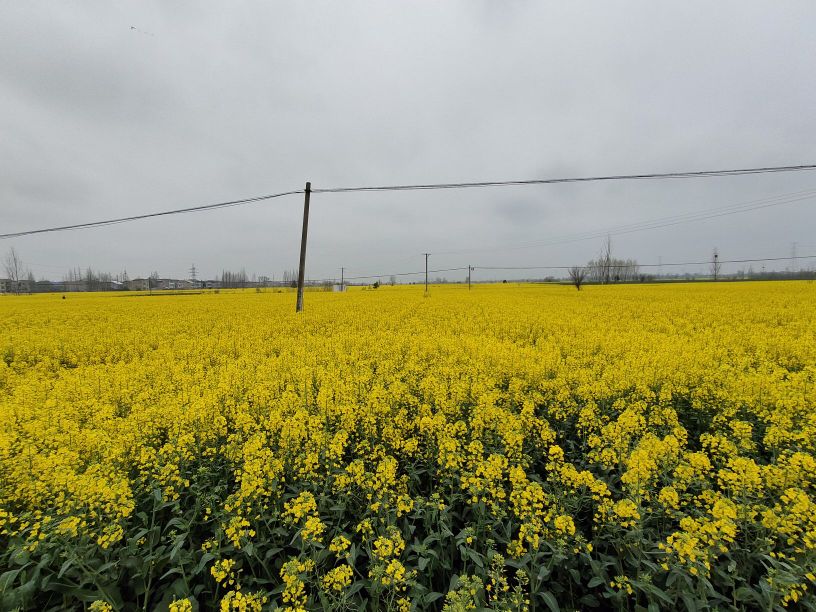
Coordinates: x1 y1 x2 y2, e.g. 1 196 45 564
296 182 311 312
468 265 474 290
711 248 721 281
340 267 344 291
424 253 430 294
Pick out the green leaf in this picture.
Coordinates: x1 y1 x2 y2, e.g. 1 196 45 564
680 592 698 611
734 586 760 604
193 552 215 575
587 576 605 589
644 585 673 605
540 591 560 612
579 594 600 607
0 569 21 590
467 549 483 569
160 567 184 580
347 580 366 597
10 550 29 566
55 559 75 580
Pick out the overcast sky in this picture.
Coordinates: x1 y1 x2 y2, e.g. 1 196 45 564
2 1 815 282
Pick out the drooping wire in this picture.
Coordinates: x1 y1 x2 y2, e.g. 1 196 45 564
476 254 816 271
341 267 469 281
300 255 815 284
4 163 816 240
312 164 816 194
0 190 304 240
432 189 816 256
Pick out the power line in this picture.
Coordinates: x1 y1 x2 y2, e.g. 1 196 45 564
306 255 816 285
4 163 816 241
433 188 816 256
0 189 303 240
342 266 468 281
477 254 816 271
312 164 816 194
19 254 815 287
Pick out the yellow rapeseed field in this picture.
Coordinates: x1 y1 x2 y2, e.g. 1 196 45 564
1 282 815 611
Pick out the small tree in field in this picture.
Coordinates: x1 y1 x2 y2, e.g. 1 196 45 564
711 248 721 281
568 266 587 290
4 247 24 294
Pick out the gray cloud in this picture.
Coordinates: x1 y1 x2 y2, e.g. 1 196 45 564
1 1 815 282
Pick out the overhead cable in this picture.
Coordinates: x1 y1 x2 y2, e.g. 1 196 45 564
476 254 816 271
312 164 816 194
0 190 303 240
4 163 816 240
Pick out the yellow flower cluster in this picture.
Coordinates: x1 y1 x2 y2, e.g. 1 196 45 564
372 527 406 560
329 534 351 555
211 558 237 586
283 492 325 544
1 282 816 607
280 557 315 608
321 564 353 592
219 589 268 612
169 597 194 612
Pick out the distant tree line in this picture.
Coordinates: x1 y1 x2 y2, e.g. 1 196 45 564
281 269 299 288
221 269 249 289
60 267 133 291
585 257 641 283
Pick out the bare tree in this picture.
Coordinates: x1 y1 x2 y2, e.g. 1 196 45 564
711 248 721 281
282 269 298 288
568 266 587 290
586 235 639 284
149 271 160 293
4 247 24 294
85 267 98 292
600 235 613 284
221 269 249 288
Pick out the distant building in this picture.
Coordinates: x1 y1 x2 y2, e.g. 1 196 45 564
128 278 151 291
128 278 202 291
100 280 125 291
158 279 186 290
34 280 61 293
63 280 86 292
0 278 31 294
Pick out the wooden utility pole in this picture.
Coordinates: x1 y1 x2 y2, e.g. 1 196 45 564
341 267 344 291
424 253 430 294
468 265 474 290
296 182 311 312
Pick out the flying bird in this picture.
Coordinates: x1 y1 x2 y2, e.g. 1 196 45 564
130 26 155 37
